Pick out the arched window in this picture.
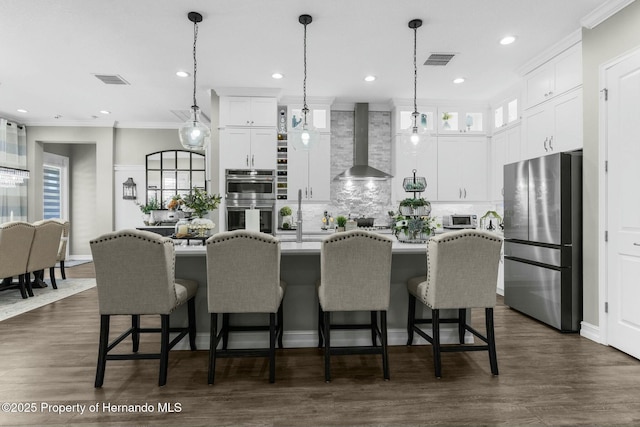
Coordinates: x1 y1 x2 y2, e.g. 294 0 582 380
145 150 206 209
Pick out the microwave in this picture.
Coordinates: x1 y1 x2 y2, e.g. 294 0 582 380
442 214 477 229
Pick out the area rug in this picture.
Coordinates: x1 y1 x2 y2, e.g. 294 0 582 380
55 259 92 268
0 278 96 322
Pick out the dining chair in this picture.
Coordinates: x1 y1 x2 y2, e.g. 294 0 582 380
0 221 36 298
90 229 198 387
26 219 63 290
406 229 503 378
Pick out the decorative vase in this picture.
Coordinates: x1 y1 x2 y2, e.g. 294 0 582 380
443 120 450 130
336 226 345 232
142 213 150 226
175 218 191 236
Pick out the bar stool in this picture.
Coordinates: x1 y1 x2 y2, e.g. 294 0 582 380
406 229 503 378
317 230 393 382
90 229 198 387
206 230 286 384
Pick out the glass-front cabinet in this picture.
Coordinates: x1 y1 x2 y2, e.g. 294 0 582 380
437 107 486 134
146 150 206 208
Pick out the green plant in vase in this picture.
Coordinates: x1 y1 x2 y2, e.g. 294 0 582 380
181 188 222 218
336 215 347 231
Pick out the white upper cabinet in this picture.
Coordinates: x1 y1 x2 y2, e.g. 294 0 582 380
490 125 521 201
523 89 582 159
437 107 486 135
525 43 582 109
437 136 488 201
220 97 277 127
392 135 438 203
222 128 277 170
287 133 331 201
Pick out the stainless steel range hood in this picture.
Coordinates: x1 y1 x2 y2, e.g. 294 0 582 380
335 103 392 180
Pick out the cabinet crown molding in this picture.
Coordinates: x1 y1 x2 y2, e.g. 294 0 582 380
516 30 582 77
580 0 636 29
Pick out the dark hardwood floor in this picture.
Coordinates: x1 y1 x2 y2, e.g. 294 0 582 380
1 263 639 426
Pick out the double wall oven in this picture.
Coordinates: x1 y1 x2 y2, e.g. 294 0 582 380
225 169 276 235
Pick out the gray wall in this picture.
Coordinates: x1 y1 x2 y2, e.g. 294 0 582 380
114 128 183 165
27 126 114 257
582 0 640 326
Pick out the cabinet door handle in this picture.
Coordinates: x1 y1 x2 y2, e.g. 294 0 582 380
549 136 554 151
310 187 313 198
464 188 467 198
246 155 249 166
634 243 640 246
543 137 549 152
459 188 462 199
305 187 308 198
251 155 255 166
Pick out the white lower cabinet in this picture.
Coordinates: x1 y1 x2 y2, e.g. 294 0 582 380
392 135 438 203
287 134 331 201
437 136 488 201
222 128 277 170
524 88 582 159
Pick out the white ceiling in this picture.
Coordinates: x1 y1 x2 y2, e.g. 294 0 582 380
0 0 606 128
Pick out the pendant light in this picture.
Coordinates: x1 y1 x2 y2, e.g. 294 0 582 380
290 14 318 151
403 19 428 151
178 11 210 151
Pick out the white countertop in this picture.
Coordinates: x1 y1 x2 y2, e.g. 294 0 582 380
174 238 427 256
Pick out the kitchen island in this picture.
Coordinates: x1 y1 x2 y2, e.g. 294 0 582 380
171 238 464 349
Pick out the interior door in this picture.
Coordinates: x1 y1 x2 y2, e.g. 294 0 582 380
606 48 640 359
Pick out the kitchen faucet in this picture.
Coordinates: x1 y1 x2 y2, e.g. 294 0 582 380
296 188 303 243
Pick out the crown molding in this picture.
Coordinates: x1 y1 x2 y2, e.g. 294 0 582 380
515 29 582 76
278 96 335 106
580 0 636 29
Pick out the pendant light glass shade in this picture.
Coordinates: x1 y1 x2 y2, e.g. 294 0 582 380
179 12 209 151
179 106 210 150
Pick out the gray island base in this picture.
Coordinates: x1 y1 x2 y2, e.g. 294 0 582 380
171 241 469 349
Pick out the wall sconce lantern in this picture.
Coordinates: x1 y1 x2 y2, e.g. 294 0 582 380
122 177 137 200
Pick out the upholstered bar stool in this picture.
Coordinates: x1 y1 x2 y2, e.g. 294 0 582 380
206 230 286 384
26 219 63 290
406 229 503 378
0 221 36 298
90 229 197 387
317 230 393 382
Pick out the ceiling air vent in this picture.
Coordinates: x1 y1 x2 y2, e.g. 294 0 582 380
93 74 130 85
424 53 456 66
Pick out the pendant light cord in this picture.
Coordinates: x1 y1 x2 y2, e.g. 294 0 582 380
192 20 199 109
302 21 309 124
413 24 418 116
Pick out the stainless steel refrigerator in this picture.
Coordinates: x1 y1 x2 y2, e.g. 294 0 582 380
503 151 582 332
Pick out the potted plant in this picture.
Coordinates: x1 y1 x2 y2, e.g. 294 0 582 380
399 198 431 216
279 206 293 229
336 215 347 232
181 188 222 219
393 215 440 242
480 210 503 231
137 198 160 225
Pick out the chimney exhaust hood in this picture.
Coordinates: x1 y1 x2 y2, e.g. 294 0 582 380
335 103 392 180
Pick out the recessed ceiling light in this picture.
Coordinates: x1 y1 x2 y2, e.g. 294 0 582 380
453 77 465 84
17 109 28 113
176 71 190 78
272 73 284 79
100 110 111 115
500 35 516 45
364 75 376 82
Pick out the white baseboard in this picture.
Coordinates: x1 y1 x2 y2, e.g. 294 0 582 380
68 255 92 261
580 321 604 345
173 325 473 351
